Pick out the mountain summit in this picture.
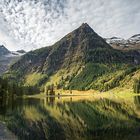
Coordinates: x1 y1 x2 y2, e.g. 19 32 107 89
10 23 113 74
0 45 10 56
63 23 111 49
6 23 140 91
77 23 95 33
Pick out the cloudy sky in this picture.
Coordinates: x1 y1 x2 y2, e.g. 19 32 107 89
0 0 140 51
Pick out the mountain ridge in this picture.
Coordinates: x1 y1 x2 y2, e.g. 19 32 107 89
4 23 140 91
10 23 113 74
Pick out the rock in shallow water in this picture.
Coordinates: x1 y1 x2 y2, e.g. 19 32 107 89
0 122 17 140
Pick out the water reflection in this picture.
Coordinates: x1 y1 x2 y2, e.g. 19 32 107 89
134 96 140 110
0 95 140 140
43 97 55 106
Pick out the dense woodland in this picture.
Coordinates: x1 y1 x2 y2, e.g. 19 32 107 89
0 77 40 98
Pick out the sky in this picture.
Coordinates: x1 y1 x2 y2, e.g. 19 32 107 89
0 0 140 51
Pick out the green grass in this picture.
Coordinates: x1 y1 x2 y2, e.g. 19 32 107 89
24 73 47 86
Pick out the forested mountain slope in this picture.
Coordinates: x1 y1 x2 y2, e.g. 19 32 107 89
5 23 140 91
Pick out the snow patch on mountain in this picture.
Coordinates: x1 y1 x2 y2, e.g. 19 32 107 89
105 34 140 50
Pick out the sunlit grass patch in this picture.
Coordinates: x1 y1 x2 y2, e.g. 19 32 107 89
25 73 47 86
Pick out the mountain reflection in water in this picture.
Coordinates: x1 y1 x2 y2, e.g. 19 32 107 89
0 95 140 140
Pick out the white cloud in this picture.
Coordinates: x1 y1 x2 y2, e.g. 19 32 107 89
0 15 20 51
0 0 140 51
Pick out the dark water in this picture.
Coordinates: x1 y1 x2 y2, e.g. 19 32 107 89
0 95 140 140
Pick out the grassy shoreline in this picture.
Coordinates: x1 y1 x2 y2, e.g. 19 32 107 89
22 87 140 100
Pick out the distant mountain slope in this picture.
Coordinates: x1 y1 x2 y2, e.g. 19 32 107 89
0 45 10 56
0 45 26 75
105 34 140 50
5 23 140 91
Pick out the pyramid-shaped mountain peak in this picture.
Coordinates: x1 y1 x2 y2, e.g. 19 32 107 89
10 23 112 74
61 23 111 50
75 23 94 34
6 20 140 97
63 23 100 44
80 23 93 30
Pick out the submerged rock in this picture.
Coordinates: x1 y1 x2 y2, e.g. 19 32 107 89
0 122 17 140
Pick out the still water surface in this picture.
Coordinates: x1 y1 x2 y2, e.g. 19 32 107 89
0 94 140 140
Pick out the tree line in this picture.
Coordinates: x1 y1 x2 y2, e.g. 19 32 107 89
0 77 40 98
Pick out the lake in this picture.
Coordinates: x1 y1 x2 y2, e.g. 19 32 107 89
0 94 140 140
